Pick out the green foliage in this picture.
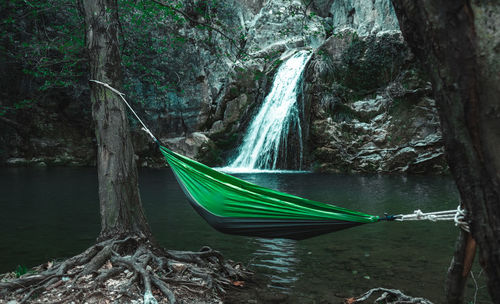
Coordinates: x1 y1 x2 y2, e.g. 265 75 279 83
2 1 85 84
0 0 85 115
253 70 265 81
14 264 28 277
1 0 245 118
316 49 330 61
321 19 335 38
119 0 187 103
117 0 245 107
17 99 34 109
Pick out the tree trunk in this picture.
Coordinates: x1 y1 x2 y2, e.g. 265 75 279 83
390 1 500 302
82 0 152 240
445 230 469 304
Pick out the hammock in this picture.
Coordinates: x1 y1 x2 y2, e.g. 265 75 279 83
159 144 379 240
90 80 469 240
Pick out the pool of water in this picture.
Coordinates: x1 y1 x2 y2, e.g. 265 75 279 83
0 168 491 303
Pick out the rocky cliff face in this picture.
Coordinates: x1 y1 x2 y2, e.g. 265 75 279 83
0 98 95 167
196 0 326 166
158 0 446 174
329 0 400 36
1 0 447 174
303 30 447 173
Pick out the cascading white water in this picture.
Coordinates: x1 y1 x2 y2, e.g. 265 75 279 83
226 50 311 171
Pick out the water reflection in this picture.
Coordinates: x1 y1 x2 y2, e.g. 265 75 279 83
0 168 491 303
250 238 300 291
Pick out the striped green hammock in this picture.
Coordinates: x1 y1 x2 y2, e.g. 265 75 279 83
159 145 381 240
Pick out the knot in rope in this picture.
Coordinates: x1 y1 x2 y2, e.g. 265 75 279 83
454 205 470 232
395 205 470 232
414 209 437 221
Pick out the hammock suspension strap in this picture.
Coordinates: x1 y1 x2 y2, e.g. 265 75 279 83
89 79 159 144
395 205 470 232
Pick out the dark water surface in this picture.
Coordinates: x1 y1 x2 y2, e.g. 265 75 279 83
0 168 491 303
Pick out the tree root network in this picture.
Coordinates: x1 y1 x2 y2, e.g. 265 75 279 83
0 236 252 303
345 287 434 304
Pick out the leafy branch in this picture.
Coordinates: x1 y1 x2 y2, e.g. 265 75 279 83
150 0 248 57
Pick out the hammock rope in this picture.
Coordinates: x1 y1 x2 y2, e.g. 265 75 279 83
395 205 470 232
89 79 159 143
89 80 471 238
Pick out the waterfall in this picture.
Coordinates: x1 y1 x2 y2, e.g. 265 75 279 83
227 50 311 171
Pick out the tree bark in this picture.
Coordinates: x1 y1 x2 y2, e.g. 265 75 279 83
82 0 151 240
445 230 469 304
390 1 500 302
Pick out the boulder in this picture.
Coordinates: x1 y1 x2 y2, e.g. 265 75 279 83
224 94 249 125
163 132 211 160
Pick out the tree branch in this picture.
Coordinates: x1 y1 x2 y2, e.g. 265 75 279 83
150 0 247 56
0 115 23 131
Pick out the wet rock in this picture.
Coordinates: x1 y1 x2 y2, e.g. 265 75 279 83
387 147 417 170
329 0 400 37
351 95 388 118
210 120 224 134
411 133 442 147
408 149 447 174
163 132 211 159
305 28 446 174
6 158 29 166
373 129 388 144
224 94 249 125
33 159 48 167
358 153 383 171
353 122 373 134
245 0 325 53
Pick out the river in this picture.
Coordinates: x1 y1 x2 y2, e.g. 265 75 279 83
0 168 491 303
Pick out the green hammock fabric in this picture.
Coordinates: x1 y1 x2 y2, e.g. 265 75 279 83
159 145 380 240
88 79 387 240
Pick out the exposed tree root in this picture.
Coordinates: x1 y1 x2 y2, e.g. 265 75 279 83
0 236 252 303
345 287 434 304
